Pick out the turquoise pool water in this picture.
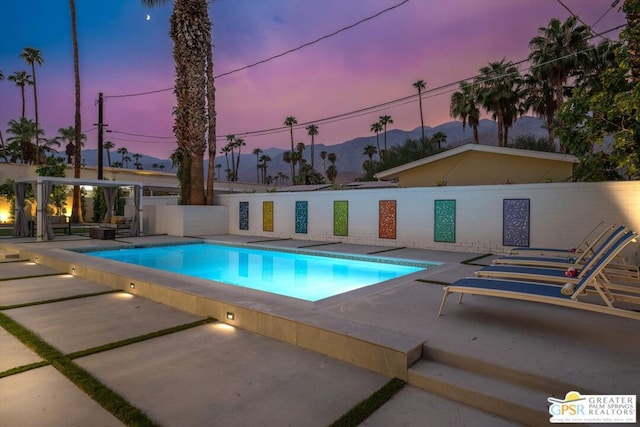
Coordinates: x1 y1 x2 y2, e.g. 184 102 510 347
83 243 433 301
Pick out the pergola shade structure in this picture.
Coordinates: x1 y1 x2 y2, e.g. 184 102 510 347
13 177 143 241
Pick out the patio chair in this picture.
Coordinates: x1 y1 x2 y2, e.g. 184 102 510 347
492 225 638 277
439 229 640 320
476 230 640 303
508 221 614 257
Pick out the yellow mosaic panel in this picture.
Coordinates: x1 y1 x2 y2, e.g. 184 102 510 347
263 201 274 232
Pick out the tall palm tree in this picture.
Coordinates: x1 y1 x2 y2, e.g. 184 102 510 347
143 0 213 205
252 148 262 183
528 16 589 150
233 137 245 181
259 154 271 184
103 140 114 166
220 144 231 181
362 145 377 163
412 79 426 142
378 115 393 157
320 151 327 175
19 47 44 164
370 122 383 160
133 153 142 169
284 116 297 179
476 59 523 147
450 81 481 144
305 123 318 170
8 71 33 118
68 0 84 221
117 146 129 166
282 150 292 183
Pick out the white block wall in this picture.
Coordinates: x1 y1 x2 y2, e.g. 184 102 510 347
215 181 640 263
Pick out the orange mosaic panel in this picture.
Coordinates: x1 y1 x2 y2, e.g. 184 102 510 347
379 200 396 239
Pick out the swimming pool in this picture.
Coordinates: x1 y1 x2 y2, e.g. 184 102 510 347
82 243 435 301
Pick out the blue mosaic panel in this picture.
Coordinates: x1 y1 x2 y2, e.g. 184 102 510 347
503 199 530 247
239 201 249 230
295 201 308 234
434 200 456 243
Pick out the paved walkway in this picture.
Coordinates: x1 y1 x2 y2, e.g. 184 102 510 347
1 234 638 426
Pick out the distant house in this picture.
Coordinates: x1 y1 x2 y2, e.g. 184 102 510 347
374 144 577 187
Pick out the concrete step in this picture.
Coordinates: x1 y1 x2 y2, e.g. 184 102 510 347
409 359 550 426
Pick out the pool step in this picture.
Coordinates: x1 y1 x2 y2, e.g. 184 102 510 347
407 346 585 426
0 246 20 260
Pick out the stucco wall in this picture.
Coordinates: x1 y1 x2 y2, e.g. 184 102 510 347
213 181 640 263
398 151 574 187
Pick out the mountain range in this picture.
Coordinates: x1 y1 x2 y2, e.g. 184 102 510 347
79 116 550 184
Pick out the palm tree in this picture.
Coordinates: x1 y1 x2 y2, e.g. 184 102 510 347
362 144 377 163
412 79 426 142
476 59 523 147
327 152 337 183
159 164 165 172
56 126 85 164
432 131 447 149
252 148 262 183
225 135 236 180
320 150 327 175
282 151 293 183
111 161 123 168
284 116 297 179
133 153 142 169
152 163 159 170
123 154 132 169
41 137 61 157
259 154 271 184
6 117 37 163
103 140 114 166
220 144 231 181
19 47 44 163
143 0 213 205
305 124 318 170
370 122 383 160
117 146 129 166
233 137 245 181
378 115 393 157
450 81 481 144
528 16 589 149
69 0 84 222
8 71 33 118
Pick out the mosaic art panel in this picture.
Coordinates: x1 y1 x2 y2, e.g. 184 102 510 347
263 201 274 232
295 201 308 234
379 200 397 239
434 200 456 243
503 198 530 247
333 200 349 236
239 201 249 230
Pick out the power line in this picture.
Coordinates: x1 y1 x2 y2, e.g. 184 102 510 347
105 0 409 99
109 23 625 145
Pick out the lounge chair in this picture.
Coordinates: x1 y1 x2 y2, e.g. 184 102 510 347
508 222 614 257
476 230 640 303
439 230 640 320
492 225 637 275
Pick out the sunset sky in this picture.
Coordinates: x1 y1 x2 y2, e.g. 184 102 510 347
0 0 626 159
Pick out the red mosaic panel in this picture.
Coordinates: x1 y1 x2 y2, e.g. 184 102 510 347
379 200 397 239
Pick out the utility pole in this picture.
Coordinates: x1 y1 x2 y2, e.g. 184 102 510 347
95 92 108 179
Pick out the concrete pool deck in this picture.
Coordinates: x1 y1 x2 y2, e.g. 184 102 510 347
0 234 638 426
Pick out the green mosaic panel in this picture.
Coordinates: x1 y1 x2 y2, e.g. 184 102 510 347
333 200 348 236
434 199 456 243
